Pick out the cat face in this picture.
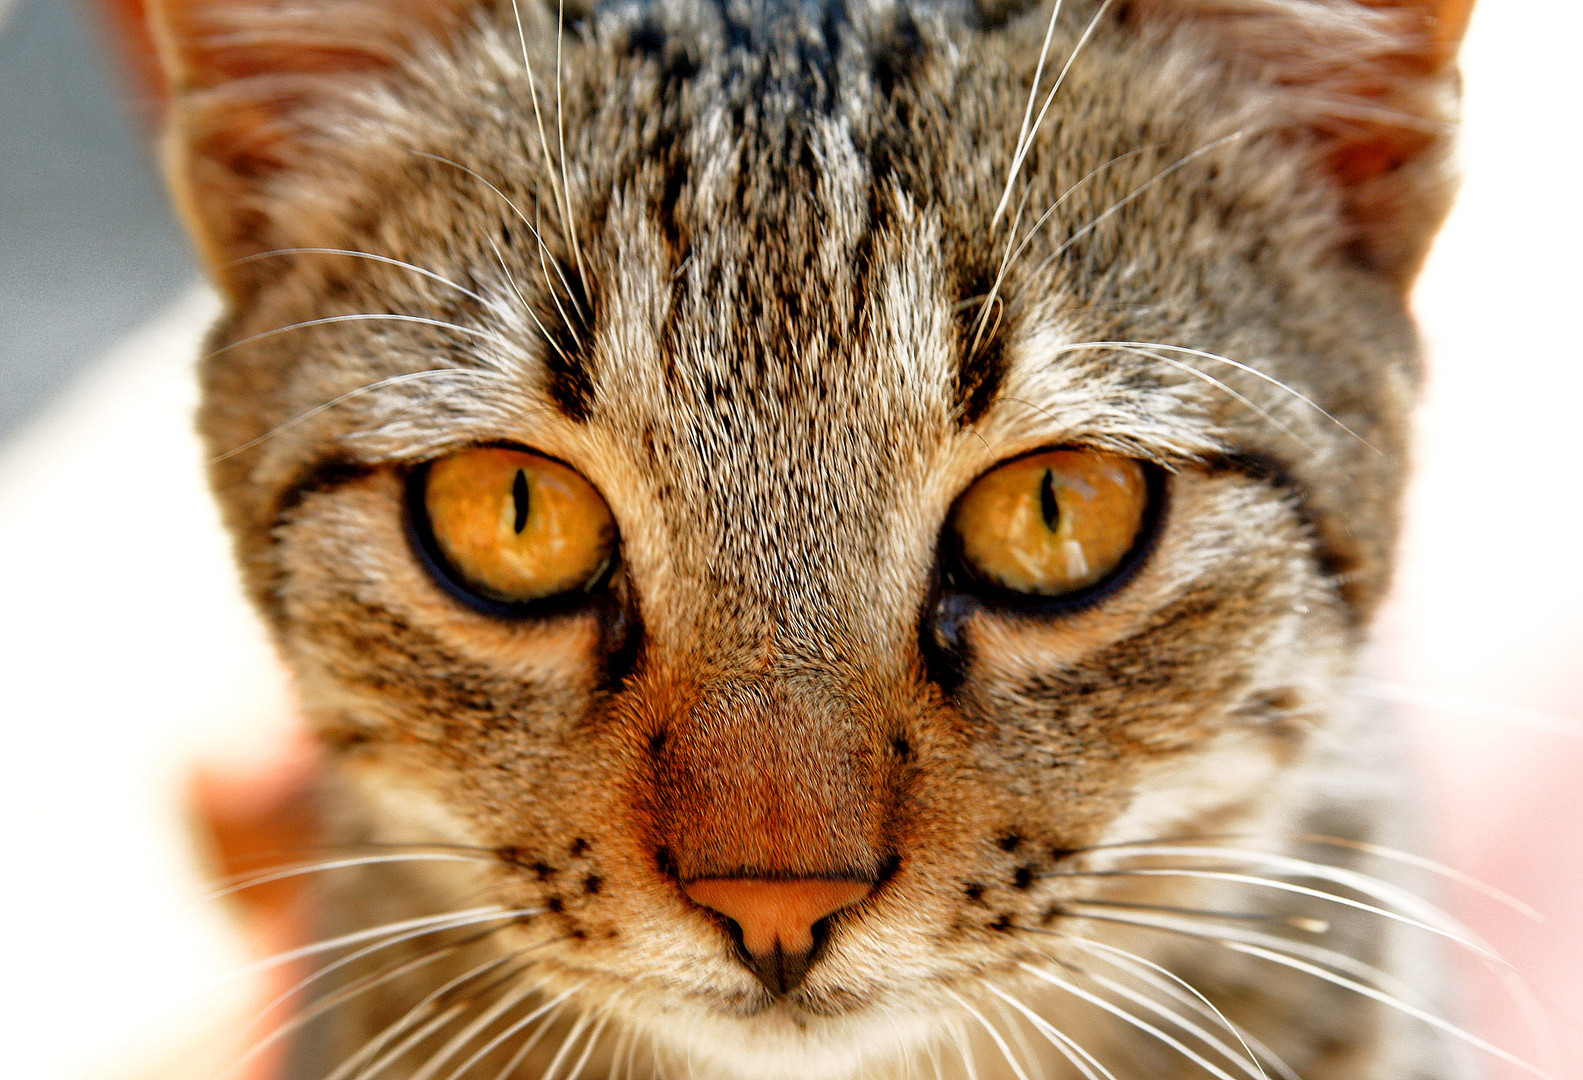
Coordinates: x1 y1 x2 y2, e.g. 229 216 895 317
154 0 1468 1074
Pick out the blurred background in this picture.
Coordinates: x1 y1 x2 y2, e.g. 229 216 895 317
0 1 1579 1079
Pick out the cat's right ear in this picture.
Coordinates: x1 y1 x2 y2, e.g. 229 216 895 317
145 0 477 298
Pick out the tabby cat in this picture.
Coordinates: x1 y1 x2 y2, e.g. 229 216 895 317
146 0 1490 1076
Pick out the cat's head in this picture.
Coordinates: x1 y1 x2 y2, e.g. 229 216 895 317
152 0 1468 1073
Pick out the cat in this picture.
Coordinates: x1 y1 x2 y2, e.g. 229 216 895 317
143 0 1491 1077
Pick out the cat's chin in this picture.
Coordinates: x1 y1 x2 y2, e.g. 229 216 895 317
635 1004 941 1080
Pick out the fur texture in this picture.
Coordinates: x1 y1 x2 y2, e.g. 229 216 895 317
150 0 1478 1076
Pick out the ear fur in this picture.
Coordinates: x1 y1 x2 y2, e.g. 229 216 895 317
1128 0 1474 283
146 0 477 296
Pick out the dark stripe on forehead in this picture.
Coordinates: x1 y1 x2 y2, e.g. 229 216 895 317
952 269 1013 425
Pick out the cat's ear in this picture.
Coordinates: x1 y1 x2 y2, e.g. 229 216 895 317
146 0 476 296
1133 0 1474 285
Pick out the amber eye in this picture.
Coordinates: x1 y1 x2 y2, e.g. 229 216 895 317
413 447 616 608
950 449 1151 599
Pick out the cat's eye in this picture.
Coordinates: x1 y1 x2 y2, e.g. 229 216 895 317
411 447 616 610
949 449 1151 600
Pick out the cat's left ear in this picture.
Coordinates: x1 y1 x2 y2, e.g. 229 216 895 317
1129 0 1475 285
145 0 478 297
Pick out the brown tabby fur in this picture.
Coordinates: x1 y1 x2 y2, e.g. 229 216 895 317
148 0 1477 1076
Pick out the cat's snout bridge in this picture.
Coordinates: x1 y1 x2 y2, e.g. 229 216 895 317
683 876 873 995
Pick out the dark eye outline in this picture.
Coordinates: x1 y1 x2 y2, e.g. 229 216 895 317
937 448 1168 618
404 447 621 621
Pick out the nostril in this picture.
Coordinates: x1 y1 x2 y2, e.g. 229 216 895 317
683 877 873 994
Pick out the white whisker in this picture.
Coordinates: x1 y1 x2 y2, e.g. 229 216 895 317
1359 678 1583 741
1064 935 1294 1080
508 0 580 308
325 953 521 1080
206 314 503 361
1031 131 1245 273
412 149 583 324
973 149 1147 361
995 0 1117 231
1056 904 1432 1008
1222 942 1551 1078
1043 865 1499 961
235 906 522 982
206 852 492 901
488 235 572 364
409 978 543 1080
462 983 582 1080
1064 953 1268 1080
982 981 1116 1080
1018 961 1249 1080
1049 338 1375 452
1081 844 1509 956
993 0 1064 230
232 248 490 306
553 0 588 294
942 987 1036 1080
210 369 501 464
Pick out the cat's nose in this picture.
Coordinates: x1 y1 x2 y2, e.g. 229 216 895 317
683 877 873 995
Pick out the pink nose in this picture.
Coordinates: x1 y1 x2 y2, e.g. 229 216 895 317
683 877 873 994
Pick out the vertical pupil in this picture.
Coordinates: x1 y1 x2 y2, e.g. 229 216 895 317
1039 469 1060 532
512 469 530 534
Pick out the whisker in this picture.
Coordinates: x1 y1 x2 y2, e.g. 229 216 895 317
454 983 583 1080
1018 961 1249 1080
1359 677 1583 741
990 992 1052 1080
521 999 593 1080
993 0 1064 230
553 999 619 1080
236 906 525 982
1076 844 1506 953
324 952 525 1080
994 0 1115 229
354 1002 476 1080
1066 936 1298 1080
412 149 583 328
1056 904 1433 1008
534 202 584 346
234 915 527 1068
345 962 539 1080
207 314 503 361
1222 942 1552 1078
210 367 497 465
1040 866 1499 960
1054 940 1270 1080
489 235 572 364
553 0 588 296
942 987 1036 1080
508 0 581 318
981 981 1117 1080
206 851 496 901
972 149 1147 361
1061 896 1320 930
409 977 544 1080
231 248 490 306
1031 131 1245 274
1109 344 1308 446
226 930 511 1080
1048 339 1375 453
1068 832 1543 922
